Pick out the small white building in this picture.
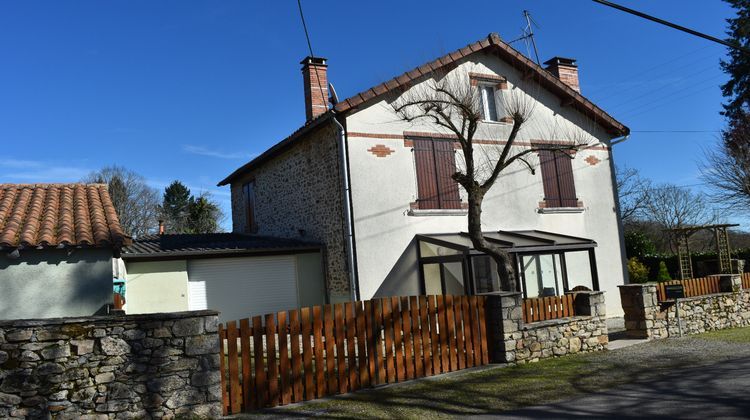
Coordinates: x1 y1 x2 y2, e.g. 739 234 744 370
121 233 326 322
219 33 630 317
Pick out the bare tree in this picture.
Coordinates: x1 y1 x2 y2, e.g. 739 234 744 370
84 166 160 238
641 184 719 252
701 115 750 214
392 70 590 291
615 165 651 223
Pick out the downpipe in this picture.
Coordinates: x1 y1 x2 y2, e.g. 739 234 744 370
607 134 630 285
332 113 359 301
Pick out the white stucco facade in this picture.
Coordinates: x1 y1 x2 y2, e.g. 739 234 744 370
342 51 628 316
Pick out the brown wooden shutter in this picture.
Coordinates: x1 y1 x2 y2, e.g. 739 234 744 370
433 140 461 209
414 139 440 209
555 153 578 207
538 150 561 207
413 138 461 209
244 181 257 233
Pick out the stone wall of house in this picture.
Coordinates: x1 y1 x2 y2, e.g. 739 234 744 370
620 275 750 339
0 310 221 419
230 120 351 302
485 291 608 364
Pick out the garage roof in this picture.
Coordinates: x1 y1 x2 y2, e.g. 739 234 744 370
121 233 321 261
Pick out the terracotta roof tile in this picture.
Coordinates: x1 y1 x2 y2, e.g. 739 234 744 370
0 183 130 249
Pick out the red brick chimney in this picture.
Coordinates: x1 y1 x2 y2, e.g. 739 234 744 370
301 56 329 121
544 57 580 93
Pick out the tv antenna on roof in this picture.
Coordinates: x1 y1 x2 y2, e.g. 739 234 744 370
509 10 542 65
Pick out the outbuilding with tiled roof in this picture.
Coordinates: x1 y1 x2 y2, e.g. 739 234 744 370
0 183 130 320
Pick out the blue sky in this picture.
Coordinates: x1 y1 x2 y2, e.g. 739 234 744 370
0 1 737 230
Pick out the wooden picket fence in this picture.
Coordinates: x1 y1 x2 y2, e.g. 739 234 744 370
522 294 577 323
656 276 723 301
217 294 489 415
742 273 750 290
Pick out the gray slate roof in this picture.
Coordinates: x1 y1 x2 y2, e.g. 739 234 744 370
121 233 321 260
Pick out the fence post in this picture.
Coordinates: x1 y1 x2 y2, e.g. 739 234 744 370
714 274 742 293
573 291 607 318
618 284 665 339
484 292 523 363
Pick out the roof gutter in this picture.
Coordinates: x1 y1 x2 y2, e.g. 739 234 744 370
331 112 360 301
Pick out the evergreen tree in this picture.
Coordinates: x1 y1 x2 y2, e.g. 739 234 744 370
657 261 673 282
721 0 750 122
161 181 191 233
186 194 223 234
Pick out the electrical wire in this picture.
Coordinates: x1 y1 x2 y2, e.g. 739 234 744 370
296 0 328 109
585 45 712 97
605 62 722 111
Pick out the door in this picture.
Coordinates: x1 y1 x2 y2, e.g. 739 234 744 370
187 255 299 322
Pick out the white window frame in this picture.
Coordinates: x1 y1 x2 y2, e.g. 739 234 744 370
479 84 500 122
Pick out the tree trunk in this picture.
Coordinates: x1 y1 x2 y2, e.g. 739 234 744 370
465 188 518 292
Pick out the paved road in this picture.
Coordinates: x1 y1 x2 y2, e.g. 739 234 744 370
489 357 750 419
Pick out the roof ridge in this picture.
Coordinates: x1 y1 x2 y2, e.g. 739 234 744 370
0 183 108 188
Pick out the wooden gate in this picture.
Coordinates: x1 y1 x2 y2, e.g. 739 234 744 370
217 294 489 414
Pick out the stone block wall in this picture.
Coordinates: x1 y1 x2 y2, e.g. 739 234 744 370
619 275 750 339
229 119 351 302
486 291 608 364
0 310 222 419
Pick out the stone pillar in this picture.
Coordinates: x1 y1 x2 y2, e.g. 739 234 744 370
714 274 742 293
484 292 523 363
573 291 607 317
619 284 667 339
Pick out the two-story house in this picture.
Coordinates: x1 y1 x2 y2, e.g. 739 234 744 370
219 33 630 317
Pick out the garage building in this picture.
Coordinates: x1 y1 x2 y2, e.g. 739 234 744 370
121 233 326 322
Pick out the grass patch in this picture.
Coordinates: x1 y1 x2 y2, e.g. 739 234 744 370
238 329 750 419
694 326 750 343
257 354 652 419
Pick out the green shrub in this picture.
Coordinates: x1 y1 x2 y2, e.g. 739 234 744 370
657 261 672 282
624 231 657 259
627 257 650 283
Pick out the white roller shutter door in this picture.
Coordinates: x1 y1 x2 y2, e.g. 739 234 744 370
187 255 299 322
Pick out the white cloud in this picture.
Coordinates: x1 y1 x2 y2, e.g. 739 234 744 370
182 145 254 160
0 158 90 182
0 159 43 169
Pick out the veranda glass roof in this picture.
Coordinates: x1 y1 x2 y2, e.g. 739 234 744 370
417 230 597 254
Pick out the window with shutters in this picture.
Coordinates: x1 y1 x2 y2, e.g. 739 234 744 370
242 181 257 233
412 138 462 210
538 149 578 208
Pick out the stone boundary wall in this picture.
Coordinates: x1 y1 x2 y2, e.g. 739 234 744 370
486 291 608 363
0 310 222 419
620 274 750 339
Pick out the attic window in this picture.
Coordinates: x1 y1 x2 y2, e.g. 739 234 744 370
480 85 499 122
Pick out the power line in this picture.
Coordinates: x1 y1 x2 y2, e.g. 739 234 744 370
619 80 723 119
296 0 327 110
613 73 725 116
585 45 712 97
605 62 720 111
632 131 719 134
592 0 750 55
631 130 720 133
